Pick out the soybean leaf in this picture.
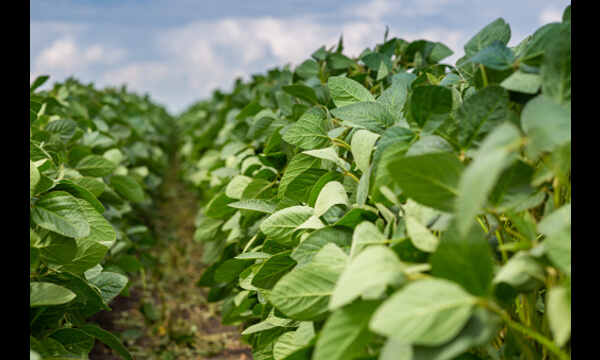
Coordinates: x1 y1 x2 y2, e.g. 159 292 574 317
387 152 464 212
283 84 319 105
464 18 511 57
79 324 132 360
260 206 314 244
75 155 116 177
253 251 297 289
331 101 394 134
327 75 375 107
409 85 453 128
314 181 349 218
282 107 330 150
330 246 405 310
291 227 352 266
370 278 476 346
269 243 348 320
31 191 90 238
521 95 570 159
546 285 571 346
350 129 380 173
30 282 76 307
110 175 145 203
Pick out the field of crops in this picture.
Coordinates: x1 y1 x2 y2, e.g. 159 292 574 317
30 5 570 360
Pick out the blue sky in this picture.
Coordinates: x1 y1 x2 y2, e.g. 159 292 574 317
30 0 570 114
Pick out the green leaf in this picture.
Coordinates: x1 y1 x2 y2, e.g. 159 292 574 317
282 107 330 150
330 246 405 310
387 152 464 212
79 324 133 360
410 308 502 360
32 191 90 238
307 171 344 207
278 153 322 201
350 221 388 258
455 123 521 236
49 328 94 355
282 84 319 105
313 301 379 360
72 177 106 197
87 271 128 304
269 243 348 320
405 215 439 252
291 227 352 266
456 85 509 149
539 204 571 275
225 175 253 200
295 59 320 79
302 147 350 171
260 206 314 244
327 75 375 107
30 282 76 307
431 221 494 296
377 82 408 124
350 129 380 173
410 85 452 128
540 27 570 106
521 95 570 159
75 155 117 177
253 251 297 289
500 71 541 94
464 18 511 57
31 74 50 92
110 175 145 203
493 252 545 291
273 322 315 360
468 40 515 70
330 101 394 134
31 161 40 199
229 199 277 214
314 181 349 218
55 179 105 213
546 285 571 346
369 278 476 346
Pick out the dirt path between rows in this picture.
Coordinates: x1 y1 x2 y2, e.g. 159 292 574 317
90 157 251 360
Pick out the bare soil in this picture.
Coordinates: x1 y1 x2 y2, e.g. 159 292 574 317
89 157 252 360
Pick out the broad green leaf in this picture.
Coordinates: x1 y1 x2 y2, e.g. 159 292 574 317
410 308 502 360
205 192 237 219
110 175 145 203
464 18 511 57
500 71 541 94
278 153 322 201
79 324 132 360
370 126 415 194
546 285 571 346
369 278 476 346
88 272 128 304
456 85 509 149
225 175 253 200
49 328 94 355
350 221 388 258
380 339 412 360
72 177 105 197
313 301 379 360
377 82 408 124
539 204 571 275
282 84 319 105
327 75 375 107
330 246 405 310
30 161 40 199
307 171 344 207
494 252 545 293
31 191 90 238
260 206 314 244
387 152 464 212
291 227 352 266
30 282 76 307
540 27 570 106
253 251 297 289
215 258 252 283
103 148 125 165
350 129 380 173
269 243 348 320
314 181 349 218
405 215 439 252
295 59 319 79
55 179 104 213
410 85 452 128
282 107 330 150
521 95 570 159
229 199 277 214
273 322 315 360
302 147 350 171
40 234 77 265
431 221 494 296
75 155 117 177
331 101 394 134
455 123 521 236
194 217 223 242
468 40 515 70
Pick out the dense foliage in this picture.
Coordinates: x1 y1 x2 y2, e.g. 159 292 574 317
179 6 571 360
30 77 174 359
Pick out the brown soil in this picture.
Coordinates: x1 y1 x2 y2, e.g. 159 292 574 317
89 157 252 360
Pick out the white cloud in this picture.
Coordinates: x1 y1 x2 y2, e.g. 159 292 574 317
539 6 563 25
346 0 453 20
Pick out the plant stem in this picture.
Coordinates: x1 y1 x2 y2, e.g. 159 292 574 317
480 64 489 87
331 138 352 151
481 300 570 360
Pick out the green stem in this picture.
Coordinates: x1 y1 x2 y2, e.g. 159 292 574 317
480 64 489 87
495 230 508 263
481 300 570 360
344 171 360 183
331 138 352 151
